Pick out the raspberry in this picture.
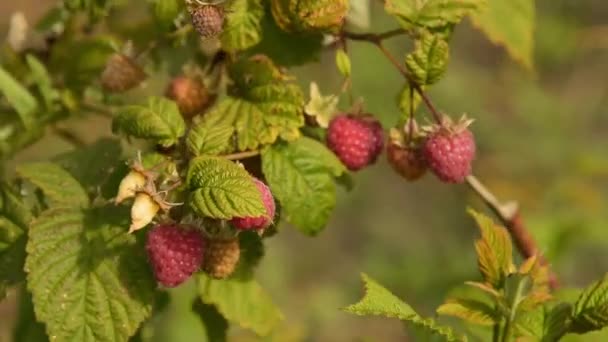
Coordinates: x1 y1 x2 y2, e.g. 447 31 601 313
101 54 146 92
189 4 225 39
387 143 427 181
203 238 240 279
231 178 275 231
146 224 205 287
165 76 212 120
422 121 475 183
326 114 385 171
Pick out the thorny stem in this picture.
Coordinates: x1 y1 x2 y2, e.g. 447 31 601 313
341 29 559 289
222 150 260 160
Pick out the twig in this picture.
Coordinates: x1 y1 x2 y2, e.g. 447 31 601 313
81 101 115 119
466 175 559 289
342 30 559 289
342 28 409 42
52 126 87 147
222 150 260 160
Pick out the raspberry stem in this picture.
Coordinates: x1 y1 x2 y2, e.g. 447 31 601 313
222 150 260 160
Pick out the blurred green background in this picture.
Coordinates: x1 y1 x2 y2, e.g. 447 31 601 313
1 0 608 341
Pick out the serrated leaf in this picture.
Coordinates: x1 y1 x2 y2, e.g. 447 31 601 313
113 97 186 147
304 82 339 128
187 156 266 219
261 137 345 235
470 0 534 69
405 34 449 85
469 209 513 289
221 0 264 52
571 274 608 334
437 299 498 326
197 273 282 336
345 273 465 342
25 206 155 342
152 0 182 29
186 117 235 156
385 0 485 30
26 54 59 111
515 303 572 341
203 56 304 151
0 66 39 129
16 162 89 208
335 49 351 77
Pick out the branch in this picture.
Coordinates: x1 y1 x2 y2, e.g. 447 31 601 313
342 30 559 289
341 28 409 42
52 126 87 148
222 150 260 160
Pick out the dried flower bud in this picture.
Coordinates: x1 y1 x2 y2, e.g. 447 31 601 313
115 170 147 204
129 193 160 233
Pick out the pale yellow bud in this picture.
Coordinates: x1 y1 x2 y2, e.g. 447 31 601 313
129 193 160 233
115 171 147 204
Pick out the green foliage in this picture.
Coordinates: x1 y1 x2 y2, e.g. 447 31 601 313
470 209 513 288
470 0 535 69
26 55 60 112
151 0 182 29
345 273 466 342
25 206 156 342
203 55 304 151
405 33 450 85
571 274 608 334
186 118 235 156
186 156 266 219
16 162 90 208
335 49 351 77
221 0 265 52
0 66 39 129
197 274 282 336
113 97 186 147
437 299 498 326
385 0 485 30
261 137 345 235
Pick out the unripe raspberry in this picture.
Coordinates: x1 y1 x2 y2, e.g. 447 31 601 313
146 224 205 287
422 117 476 183
387 143 427 181
165 76 212 120
189 4 225 39
231 178 275 231
203 238 240 279
326 114 385 171
101 54 146 92
115 170 147 204
129 193 160 233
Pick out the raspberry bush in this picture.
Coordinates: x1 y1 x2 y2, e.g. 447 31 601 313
0 0 607 341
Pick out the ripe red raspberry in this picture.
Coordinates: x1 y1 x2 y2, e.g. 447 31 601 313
146 224 204 287
165 76 212 120
189 4 225 39
203 238 240 279
101 54 146 93
326 114 385 171
387 143 427 181
422 121 475 183
231 178 275 230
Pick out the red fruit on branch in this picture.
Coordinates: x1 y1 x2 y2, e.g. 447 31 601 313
231 178 276 231
327 114 385 171
165 76 212 119
387 143 427 181
422 117 476 183
189 3 225 39
146 224 205 287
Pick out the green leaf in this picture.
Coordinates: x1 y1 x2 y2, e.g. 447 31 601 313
261 137 345 235
398 83 423 118
469 209 513 289
25 206 156 342
335 49 351 77
385 0 485 30
187 156 266 219
543 303 572 341
470 0 534 69
437 299 498 326
197 273 282 336
186 117 235 156
16 162 89 208
252 11 323 66
221 0 264 52
0 66 39 129
152 0 182 29
405 34 449 85
203 55 304 151
192 302 228 342
571 274 608 334
26 54 59 111
345 273 465 342
113 97 186 147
